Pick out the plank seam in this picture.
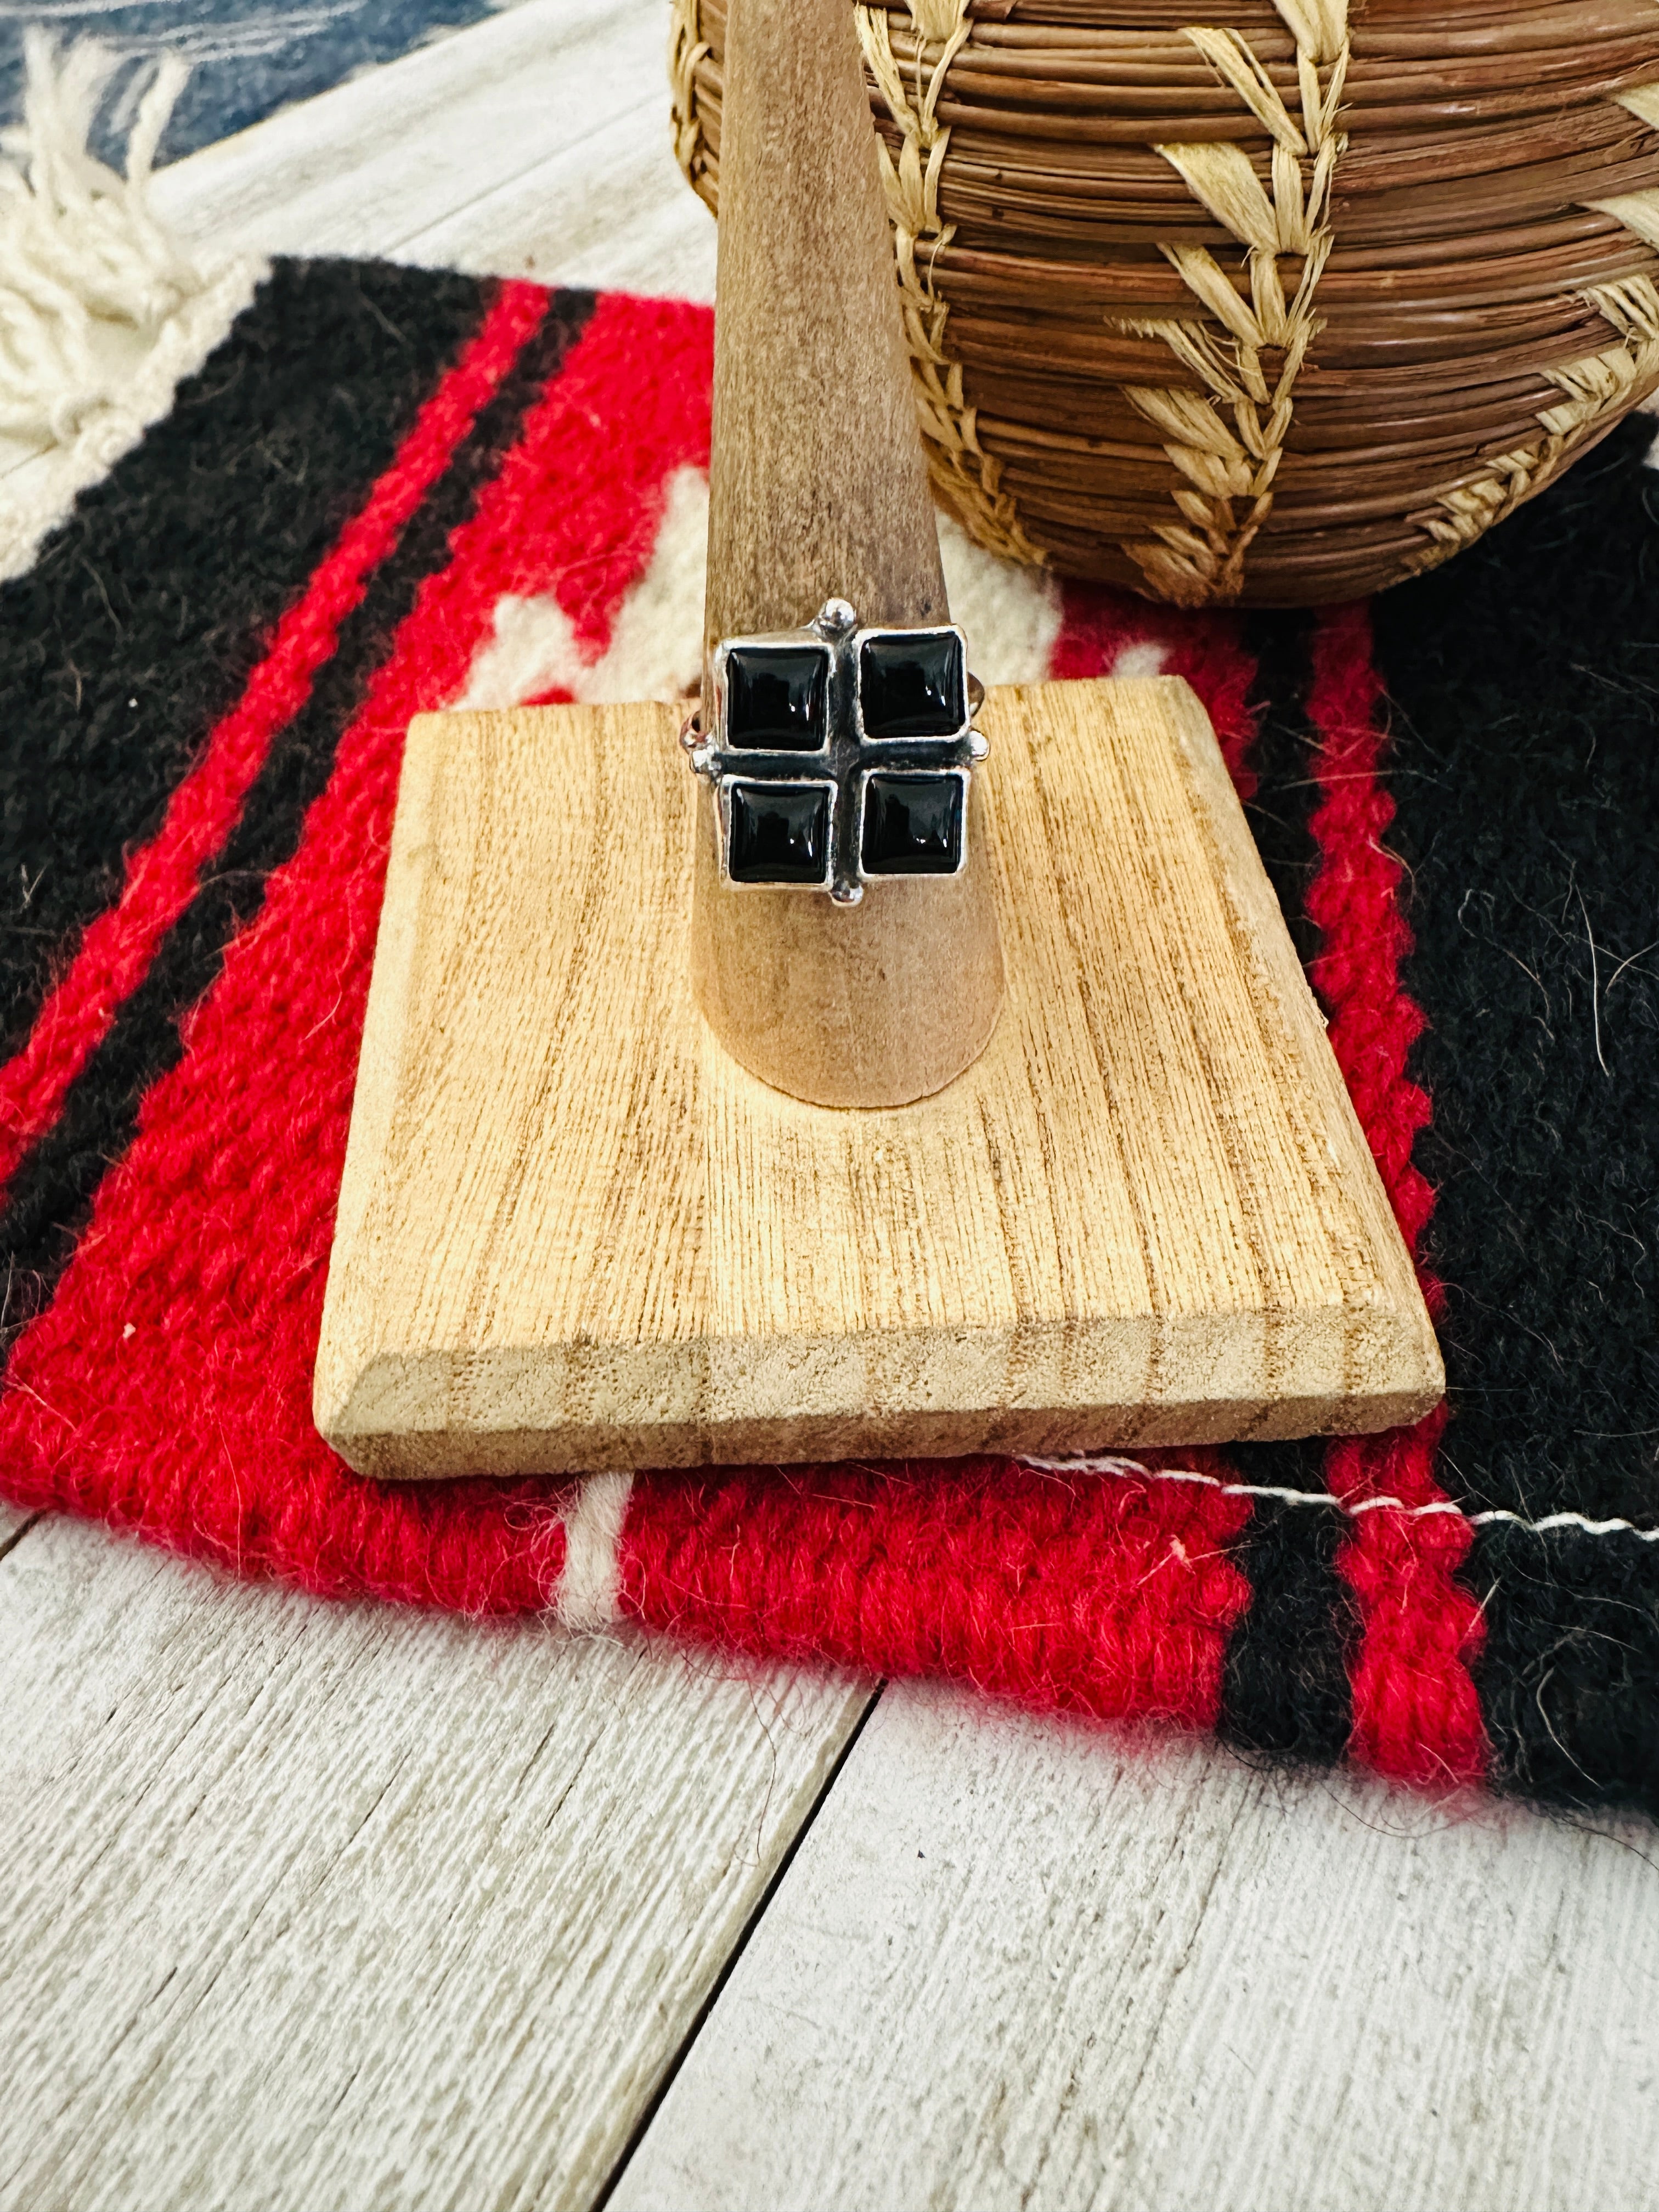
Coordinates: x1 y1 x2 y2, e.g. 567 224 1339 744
590 1681 885 2212
0 1509 43 1568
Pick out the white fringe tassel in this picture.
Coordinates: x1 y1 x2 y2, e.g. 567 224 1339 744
0 31 263 582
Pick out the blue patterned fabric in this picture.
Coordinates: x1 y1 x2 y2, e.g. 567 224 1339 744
1 1 506 163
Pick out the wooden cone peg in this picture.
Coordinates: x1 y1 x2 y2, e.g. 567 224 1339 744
688 0 1004 1108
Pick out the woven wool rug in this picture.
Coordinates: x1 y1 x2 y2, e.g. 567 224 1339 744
3 254 1657 1818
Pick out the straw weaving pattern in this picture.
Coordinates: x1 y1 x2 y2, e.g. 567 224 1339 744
1119 4 1351 604
674 0 1659 606
1408 272 1659 571
852 0 1046 566
668 0 714 207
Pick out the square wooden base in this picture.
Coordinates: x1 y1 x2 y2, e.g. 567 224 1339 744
314 678 1442 1479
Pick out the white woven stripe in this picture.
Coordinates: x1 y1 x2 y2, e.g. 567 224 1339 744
552 1474 634 1630
456 476 1062 713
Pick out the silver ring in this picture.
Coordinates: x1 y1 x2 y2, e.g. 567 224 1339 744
683 597 989 906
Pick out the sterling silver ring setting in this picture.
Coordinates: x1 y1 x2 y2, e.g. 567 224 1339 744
681 597 988 905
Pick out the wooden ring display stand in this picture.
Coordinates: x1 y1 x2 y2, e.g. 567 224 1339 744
312 0 1443 1482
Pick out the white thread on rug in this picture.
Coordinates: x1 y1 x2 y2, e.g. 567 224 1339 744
1020 1454 1659 1543
0 33 264 582
553 1472 634 1631
1468 1507 1659 1542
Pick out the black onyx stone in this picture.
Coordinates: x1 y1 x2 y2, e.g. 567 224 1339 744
858 629 965 739
724 642 830 750
861 774 963 875
728 781 830 883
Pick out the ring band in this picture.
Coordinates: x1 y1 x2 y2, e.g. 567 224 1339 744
682 597 989 905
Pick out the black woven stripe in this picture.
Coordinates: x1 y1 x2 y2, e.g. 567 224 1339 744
0 281 594 1336
1239 608 1323 975
1372 417 1659 1813
1467 1519 1659 1818
0 257 489 1062
1375 417 1659 1530
1215 621 1356 1764
1218 1448 1358 1769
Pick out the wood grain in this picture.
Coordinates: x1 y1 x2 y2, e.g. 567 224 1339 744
0 1501 36 1553
612 1680 1659 2212
314 675 1441 1479
702 0 947 655
0 1510 870 2212
689 0 1004 1108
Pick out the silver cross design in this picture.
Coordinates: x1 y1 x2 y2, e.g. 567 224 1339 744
683 597 988 905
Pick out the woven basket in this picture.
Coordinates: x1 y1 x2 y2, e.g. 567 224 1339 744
670 0 1659 606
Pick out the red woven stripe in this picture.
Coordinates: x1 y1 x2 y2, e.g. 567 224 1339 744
447 297 713 639
620 1455 1252 1729
0 291 712 1604
1302 603 1487 1787
1050 582 1153 681
0 283 548 1202
1051 588 1257 784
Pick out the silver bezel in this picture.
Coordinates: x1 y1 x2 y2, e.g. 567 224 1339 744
708 632 835 765
686 600 986 905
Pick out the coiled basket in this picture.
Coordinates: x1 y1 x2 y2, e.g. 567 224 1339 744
671 0 1659 605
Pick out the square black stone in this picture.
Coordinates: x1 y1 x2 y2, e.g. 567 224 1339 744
727 781 831 883
858 628 965 740
861 773 963 875
723 642 830 751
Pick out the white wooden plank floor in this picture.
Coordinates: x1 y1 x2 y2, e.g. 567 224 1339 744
613 1684 1659 2212
4 7 1658 2208
150 0 719 301
1 1513 870 2212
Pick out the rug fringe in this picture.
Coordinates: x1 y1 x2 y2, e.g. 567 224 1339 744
0 31 263 582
